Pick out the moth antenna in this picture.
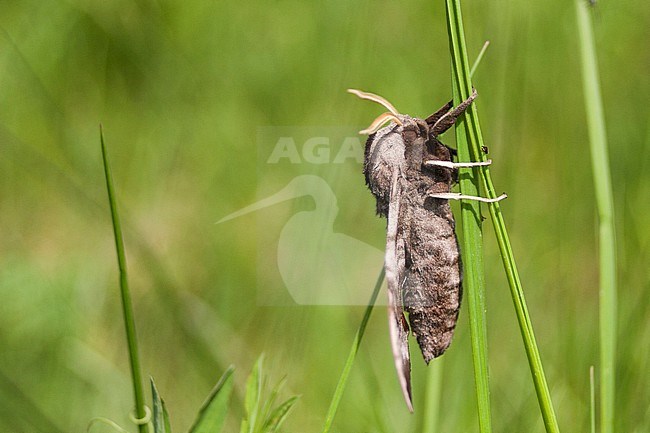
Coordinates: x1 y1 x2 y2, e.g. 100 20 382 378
359 112 402 135
347 88 401 117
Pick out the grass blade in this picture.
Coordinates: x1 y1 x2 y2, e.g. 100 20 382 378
422 356 445 433
590 366 596 433
445 4 492 431
469 41 490 78
575 3 617 432
100 126 148 433
444 1 560 432
321 267 384 433
262 396 300 433
189 366 235 433
259 376 287 430
241 355 263 433
151 377 172 433
450 68 492 432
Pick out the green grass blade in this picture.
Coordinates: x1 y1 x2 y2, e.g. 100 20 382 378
590 366 596 433
100 126 148 433
150 378 172 433
189 366 235 433
445 4 492 431
445 2 560 432
469 41 490 78
262 396 300 433
575 3 618 432
241 355 263 433
321 267 385 433
259 376 287 430
451 69 492 433
422 356 445 433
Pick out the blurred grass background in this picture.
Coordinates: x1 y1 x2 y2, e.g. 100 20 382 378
0 0 648 432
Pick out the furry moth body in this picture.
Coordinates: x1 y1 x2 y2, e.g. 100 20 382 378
349 88 506 411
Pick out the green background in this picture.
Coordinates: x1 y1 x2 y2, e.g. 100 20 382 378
0 0 648 431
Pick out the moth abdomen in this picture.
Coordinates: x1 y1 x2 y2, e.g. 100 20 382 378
402 205 462 363
408 304 460 361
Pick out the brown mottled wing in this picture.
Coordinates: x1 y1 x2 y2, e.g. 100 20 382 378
384 171 413 411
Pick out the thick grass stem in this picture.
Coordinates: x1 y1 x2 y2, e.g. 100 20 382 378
445 3 492 431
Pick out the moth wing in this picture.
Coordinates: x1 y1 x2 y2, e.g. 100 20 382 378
384 173 413 411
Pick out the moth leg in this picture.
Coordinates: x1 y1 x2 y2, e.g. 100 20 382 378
429 192 507 203
424 159 492 169
424 99 453 126
442 147 461 185
430 88 478 136
445 144 458 159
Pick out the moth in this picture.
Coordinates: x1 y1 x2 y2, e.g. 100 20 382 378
348 88 506 411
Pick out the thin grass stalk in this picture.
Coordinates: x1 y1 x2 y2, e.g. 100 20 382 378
422 356 445 433
100 126 148 433
321 267 385 433
469 41 490 78
445 1 560 431
575 3 617 432
590 366 596 433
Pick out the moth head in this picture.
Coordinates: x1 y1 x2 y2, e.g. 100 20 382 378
347 89 405 134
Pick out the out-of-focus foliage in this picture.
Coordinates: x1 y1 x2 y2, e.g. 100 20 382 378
0 1 648 432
